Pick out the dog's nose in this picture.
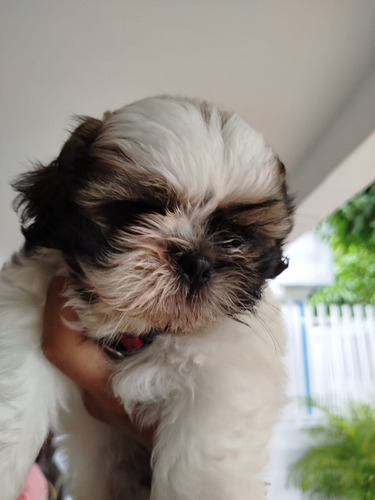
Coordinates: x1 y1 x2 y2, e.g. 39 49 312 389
178 252 212 288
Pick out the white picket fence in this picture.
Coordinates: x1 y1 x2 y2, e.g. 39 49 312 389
281 301 375 421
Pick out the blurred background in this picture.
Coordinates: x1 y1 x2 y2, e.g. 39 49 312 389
1 1 375 498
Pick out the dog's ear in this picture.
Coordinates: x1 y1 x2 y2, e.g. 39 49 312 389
260 159 292 279
260 241 289 280
13 117 107 260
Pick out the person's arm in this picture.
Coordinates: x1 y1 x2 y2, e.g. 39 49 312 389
42 276 154 450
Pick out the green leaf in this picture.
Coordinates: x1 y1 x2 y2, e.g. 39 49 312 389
288 402 375 499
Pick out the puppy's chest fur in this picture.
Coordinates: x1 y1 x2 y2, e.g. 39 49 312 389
0 247 286 500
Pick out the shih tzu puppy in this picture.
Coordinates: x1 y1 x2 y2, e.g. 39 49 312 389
0 96 293 499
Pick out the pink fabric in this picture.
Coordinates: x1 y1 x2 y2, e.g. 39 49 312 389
17 464 49 500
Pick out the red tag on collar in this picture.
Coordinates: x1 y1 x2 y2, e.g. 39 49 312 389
119 334 144 351
103 329 160 358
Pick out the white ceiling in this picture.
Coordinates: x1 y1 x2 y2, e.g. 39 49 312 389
1 0 375 260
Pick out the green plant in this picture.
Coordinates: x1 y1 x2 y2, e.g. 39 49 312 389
310 182 375 306
288 402 375 499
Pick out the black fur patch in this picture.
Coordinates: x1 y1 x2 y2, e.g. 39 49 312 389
207 200 292 280
12 117 116 266
100 200 167 228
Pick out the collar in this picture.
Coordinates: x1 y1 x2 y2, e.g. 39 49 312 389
101 328 160 360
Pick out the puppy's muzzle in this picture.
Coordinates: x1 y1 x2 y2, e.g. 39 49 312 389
178 252 212 290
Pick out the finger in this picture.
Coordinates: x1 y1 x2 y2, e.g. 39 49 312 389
42 276 113 393
82 391 155 449
82 389 131 424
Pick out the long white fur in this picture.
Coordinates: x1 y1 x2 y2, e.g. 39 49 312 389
0 250 285 499
96 97 281 205
0 96 289 499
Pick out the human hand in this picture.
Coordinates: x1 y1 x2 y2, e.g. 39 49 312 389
42 276 154 450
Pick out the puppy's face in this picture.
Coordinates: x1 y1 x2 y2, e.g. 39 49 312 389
14 96 293 338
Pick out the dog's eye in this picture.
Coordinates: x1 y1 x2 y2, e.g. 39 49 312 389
220 235 246 249
102 200 166 227
211 226 254 249
125 200 166 216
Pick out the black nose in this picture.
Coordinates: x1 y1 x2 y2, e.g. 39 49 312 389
178 252 212 288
